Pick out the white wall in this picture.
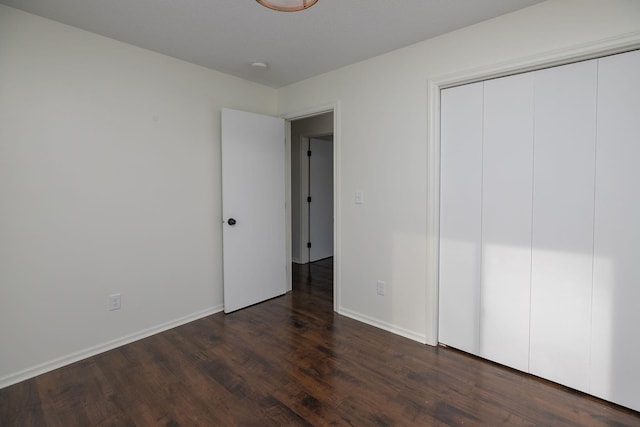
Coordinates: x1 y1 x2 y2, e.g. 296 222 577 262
290 113 333 263
277 0 640 344
0 4 276 386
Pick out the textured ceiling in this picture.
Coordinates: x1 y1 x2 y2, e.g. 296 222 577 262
0 0 544 88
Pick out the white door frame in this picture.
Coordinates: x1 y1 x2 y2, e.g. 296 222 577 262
283 102 341 313
426 34 640 346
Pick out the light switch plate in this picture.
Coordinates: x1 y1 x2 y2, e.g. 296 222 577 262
109 293 121 311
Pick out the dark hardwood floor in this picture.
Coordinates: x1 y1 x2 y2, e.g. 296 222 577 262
2 258 639 426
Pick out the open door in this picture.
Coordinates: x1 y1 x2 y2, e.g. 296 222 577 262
221 108 286 313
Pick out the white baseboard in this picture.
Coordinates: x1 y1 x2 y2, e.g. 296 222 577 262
337 307 429 345
292 257 306 264
0 305 224 389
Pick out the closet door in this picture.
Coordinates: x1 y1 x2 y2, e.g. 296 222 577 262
439 82 483 354
480 73 534 372
591 49 640 412
529 60 598 393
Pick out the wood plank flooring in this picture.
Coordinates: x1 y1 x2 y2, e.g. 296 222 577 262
2 258 639 426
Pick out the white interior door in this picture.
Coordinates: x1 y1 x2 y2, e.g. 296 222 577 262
591 49 640 412
221 108 286 313
309 137 333 262
438 82 483 355
480 72 534 372
528 60 597 393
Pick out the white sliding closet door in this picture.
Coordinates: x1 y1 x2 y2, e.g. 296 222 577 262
480 73 534 372
591 50 640 412
439 82 483 354
529 60 598 393
439 50 640 411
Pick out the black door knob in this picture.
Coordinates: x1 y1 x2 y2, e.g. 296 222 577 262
227 218 237 226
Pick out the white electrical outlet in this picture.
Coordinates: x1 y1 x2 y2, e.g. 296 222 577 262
377 280 385 296
355 190 364 204
109 293 121 311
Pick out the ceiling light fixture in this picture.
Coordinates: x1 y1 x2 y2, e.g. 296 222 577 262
251 62 268 69
256 0 318 12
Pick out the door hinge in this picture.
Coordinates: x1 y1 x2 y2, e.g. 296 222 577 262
307 196 312 203
307 150 312 157
307 242 312 248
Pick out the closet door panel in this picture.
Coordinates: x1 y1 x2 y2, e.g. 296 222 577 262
592 49 640 412
439 82 483 354
480 73 534 372
529 60 598 392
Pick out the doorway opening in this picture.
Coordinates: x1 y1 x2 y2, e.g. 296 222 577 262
289 111 335 300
